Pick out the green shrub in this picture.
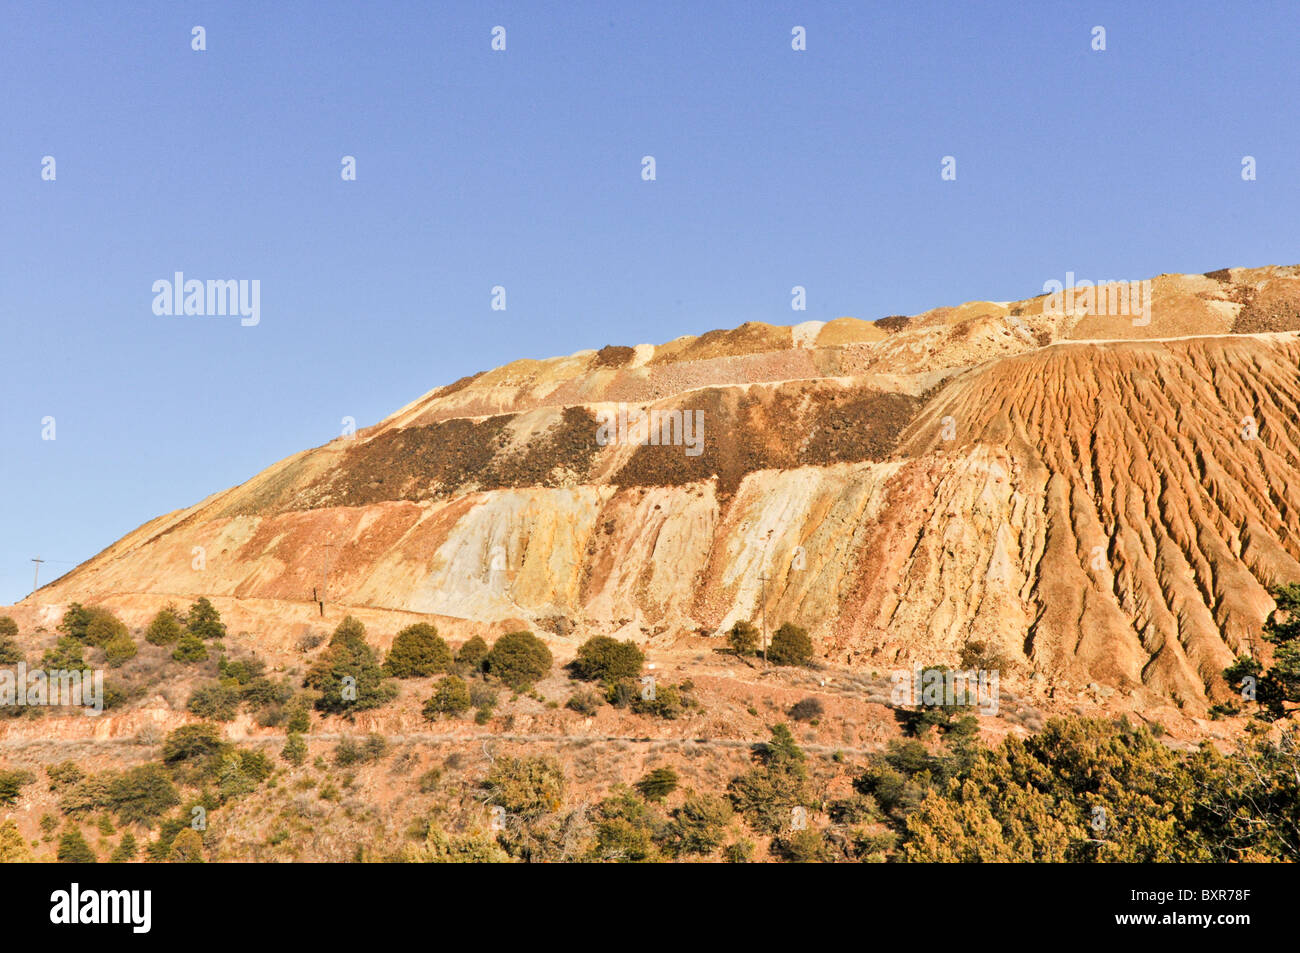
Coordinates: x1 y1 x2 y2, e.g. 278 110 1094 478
59 775 112 816
145 605 184 645
217 656 261 682
773 828 834 863
161 724 229 783
361 733 389 763
483 756 565 817
146 816 189 861
217 752 259 800
186 597 226 640
41 636 85 670
281 732 307 766
333 736 361 766
828 791 881 824
186 683 242 721
606 678 638 708
726 620 760 657
570 636 644 683
285 702 311 733
423 675 471 719
456 636 490 671
727 724 812 834
960 639 1010 672
171 633 209 663
724 838 755 863
401 822 511 863
168 827 204 862
1222 584 1300 720
106 764 180 825
238 748 274 781
589 788 666 862
0 637 22 666
789 697 824 722
383 623 452 678
0 769 35 805
45 759 83 790
668 792 733 857
485 632 552 690
0 617 22 665
333 733 388 766
768 622 814 667
101 680 129 711
102 632 138 667
217 656 291 711
634 767 678 802
469 680 497 708
213 758 256 802
566 688 602 715
632 682 685 719
84 611 129 650
240 676 293 711
417 768 442 793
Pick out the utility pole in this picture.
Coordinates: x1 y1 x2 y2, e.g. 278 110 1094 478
31 558 44 594
319 543 336 617
758 529 774 667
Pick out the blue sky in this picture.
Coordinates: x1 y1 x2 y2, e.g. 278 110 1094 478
2 0 1297 604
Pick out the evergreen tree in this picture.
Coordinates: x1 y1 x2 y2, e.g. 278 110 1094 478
57 603 94 641
0 820 32 862
110 832 138 863
186 597 227 640
383 623 452 678
0 617 21 666
570 636 645 682
84 610 129 649
727 724 812 834
484 631 552 690
42 636 85 670
168 828 205 862
726 620 760 657
304 616 397 714
57 828 97 863
145 605 184 646
423 675 472 719
1229 583 1300 719
107 764 181 825
768 622 814 666
456 636 490 671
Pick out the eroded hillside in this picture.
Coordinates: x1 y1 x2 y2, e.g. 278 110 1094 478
16 264 1300 712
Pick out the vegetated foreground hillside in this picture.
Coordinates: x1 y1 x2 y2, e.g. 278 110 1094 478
16 265 1300 716
2 602 1297 863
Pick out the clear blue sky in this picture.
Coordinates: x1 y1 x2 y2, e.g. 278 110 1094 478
2 0 1297 604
